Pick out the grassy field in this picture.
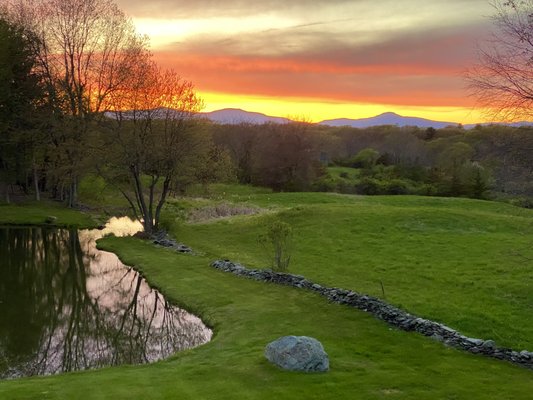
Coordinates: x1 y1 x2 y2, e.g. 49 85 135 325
0 190 532 399
171 192 533 350
0 201 96 227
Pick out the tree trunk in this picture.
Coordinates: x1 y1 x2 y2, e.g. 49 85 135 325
68 179 78 208
131 166 152 234
33 163 40 201
154 177 171 231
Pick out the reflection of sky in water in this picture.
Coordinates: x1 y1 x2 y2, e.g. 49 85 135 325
79 217 144 312
80 216 143 242
0 219 212 379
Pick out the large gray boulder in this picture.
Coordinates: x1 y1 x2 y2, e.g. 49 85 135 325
264 336 329 372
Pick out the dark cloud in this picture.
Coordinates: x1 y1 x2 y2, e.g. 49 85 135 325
298 23 490 72
162 21 490 75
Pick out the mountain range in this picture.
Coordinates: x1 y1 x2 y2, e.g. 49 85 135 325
200 108 532 129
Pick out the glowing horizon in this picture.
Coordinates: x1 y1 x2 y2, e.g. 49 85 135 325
198 91 486 124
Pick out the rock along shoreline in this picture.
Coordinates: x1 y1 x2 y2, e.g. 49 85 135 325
211 259 533 370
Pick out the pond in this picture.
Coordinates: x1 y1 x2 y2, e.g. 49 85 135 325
0 218 212 379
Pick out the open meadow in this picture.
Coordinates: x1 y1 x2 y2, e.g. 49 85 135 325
1 189 532 399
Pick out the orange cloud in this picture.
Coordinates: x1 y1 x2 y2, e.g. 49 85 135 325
150 20 488 110
154 51 475 108
156 53 462 76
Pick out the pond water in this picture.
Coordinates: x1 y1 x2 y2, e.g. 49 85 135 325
0 218 212 379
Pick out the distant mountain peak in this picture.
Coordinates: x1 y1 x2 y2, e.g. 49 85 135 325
201 108 290 124
378 112 400 117
215 107 246 113
318 112 455 129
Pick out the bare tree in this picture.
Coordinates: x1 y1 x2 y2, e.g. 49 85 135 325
102 62 204 234
9 0 146 116
467 0 533 121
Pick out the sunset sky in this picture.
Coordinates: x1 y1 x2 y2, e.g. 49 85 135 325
116 0 496 123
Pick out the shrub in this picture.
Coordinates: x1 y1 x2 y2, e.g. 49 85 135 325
337 181 357 194
508 197 533 209
312 178 337 192
188 203 259 222
350 148 380 169
354 177 385 195
385 179 411 195
258 219 293 272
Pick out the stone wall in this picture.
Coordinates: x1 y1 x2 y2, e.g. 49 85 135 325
211 260 533 370
152 231 193 253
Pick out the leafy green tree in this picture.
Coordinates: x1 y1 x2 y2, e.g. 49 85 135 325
470 163 490 199
211 122 259 185
350 148 379 169
432 141 474 196
195 144 236 192
0 14 45 202
253 122 323 191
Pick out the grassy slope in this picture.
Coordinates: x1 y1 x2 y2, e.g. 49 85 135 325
0 194 532 399
173 193 533 350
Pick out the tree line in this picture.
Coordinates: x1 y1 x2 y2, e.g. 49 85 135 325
209 122 532 206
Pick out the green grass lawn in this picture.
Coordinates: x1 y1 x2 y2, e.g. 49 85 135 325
0 192 532 399
0 202 96 227
172 193 533 350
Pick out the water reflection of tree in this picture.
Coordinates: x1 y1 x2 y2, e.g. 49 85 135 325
0 227 211 379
